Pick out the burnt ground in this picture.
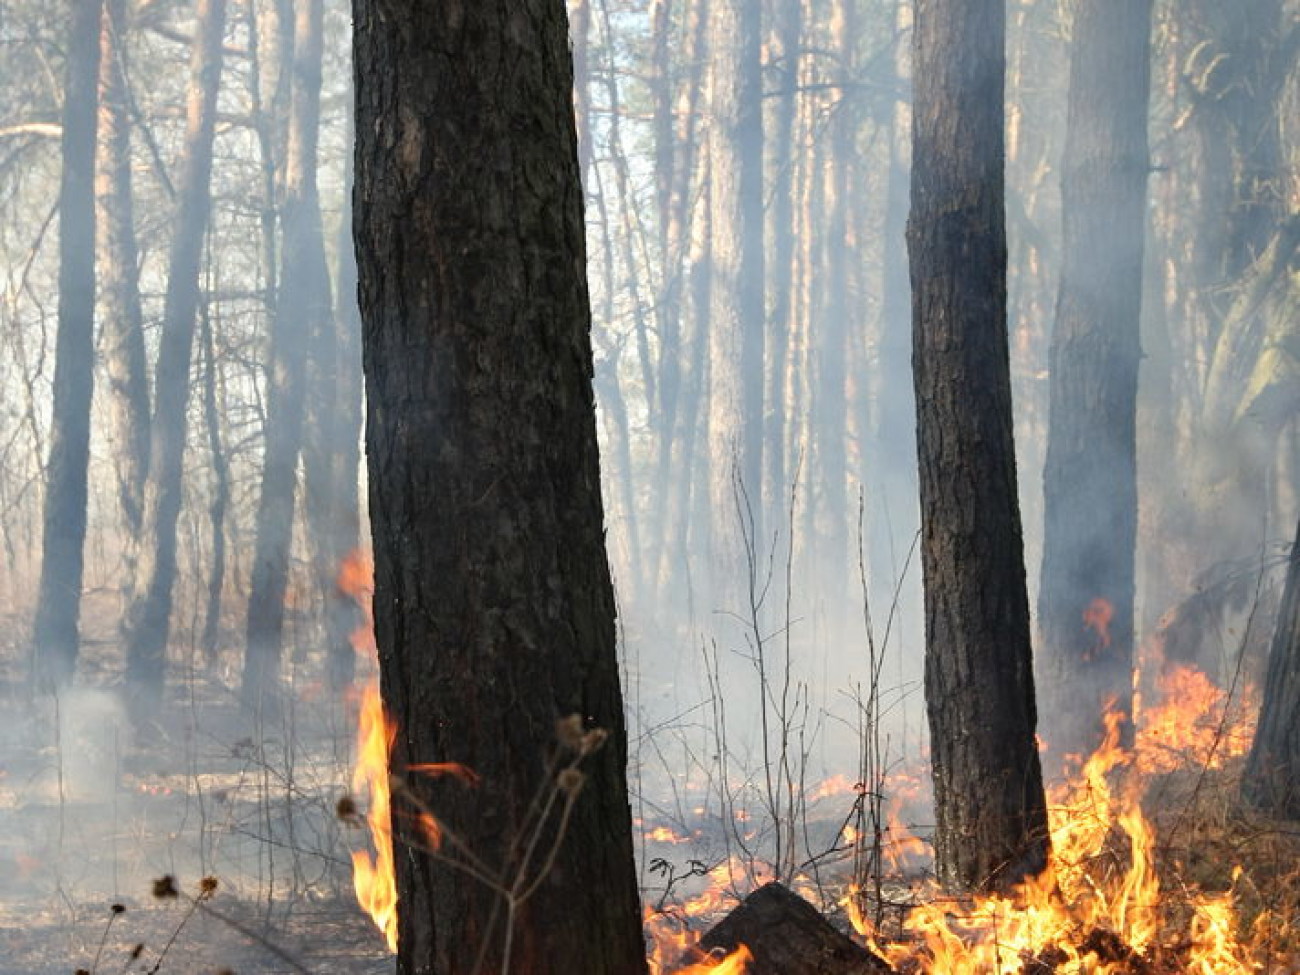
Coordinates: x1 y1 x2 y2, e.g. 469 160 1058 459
0 629 394 975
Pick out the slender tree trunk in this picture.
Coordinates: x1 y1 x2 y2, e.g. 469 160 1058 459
32 0 102 692
1037 0 1152 764
123 0 227 710
1243 517 1300 818
241 0 331 714
320 88 363 695
708 0 764 601
95 0 150 594
764 0 799 518
353 3 648 972
908 0 1049 892
650 0 708 605
198 301 229 666
817 0 856 602
869 0 918 601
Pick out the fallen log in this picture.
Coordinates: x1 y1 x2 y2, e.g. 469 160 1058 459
685 882 894 974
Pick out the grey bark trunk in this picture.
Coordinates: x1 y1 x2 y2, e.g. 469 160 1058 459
123 0 227 710
32 0 102 691
1037 0 1152 764
353 3 648 971
908 0 1050 892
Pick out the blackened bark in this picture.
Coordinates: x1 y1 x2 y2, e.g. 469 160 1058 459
353 3 647 972
242 0 331 714
32 0 102 691
908 0 1049 892
1038 0 1152 764
1243 517 1300 818
96 0 150 591
123 0 227 710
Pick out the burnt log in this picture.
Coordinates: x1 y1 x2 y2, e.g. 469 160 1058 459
688 882 894 974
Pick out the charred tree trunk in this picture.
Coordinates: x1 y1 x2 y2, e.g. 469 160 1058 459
353 2 647 973
95 0 150 594
1242 517 1300 818
1037 0 1152 765
241 0 331 715
31 0 102 691
908 0 1050 892
123 0 227 710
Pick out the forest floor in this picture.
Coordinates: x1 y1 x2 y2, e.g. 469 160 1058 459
3 600 1300 973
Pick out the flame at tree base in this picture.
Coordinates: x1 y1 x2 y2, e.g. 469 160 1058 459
350 685 398 953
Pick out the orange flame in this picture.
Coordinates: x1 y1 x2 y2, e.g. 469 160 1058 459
350 684 398 952
849 697 1265 974
337 548 376 657
671 944 753 974
1137 663 1256 774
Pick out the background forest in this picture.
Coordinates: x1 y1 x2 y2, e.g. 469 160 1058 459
0 0 1298 971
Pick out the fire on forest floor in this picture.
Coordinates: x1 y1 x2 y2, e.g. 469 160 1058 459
342 652 1300 974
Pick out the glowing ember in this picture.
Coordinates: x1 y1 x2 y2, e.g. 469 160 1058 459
1083 595 1114 653
350 684 398 952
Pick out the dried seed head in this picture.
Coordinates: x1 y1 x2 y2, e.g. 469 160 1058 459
200 876 219 895
580 727 609 756
152 875 178 899
336 795 359 822
556 767 586 797
110 903 126 915
555 714 585 749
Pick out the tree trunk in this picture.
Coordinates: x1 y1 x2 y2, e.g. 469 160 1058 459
241 0 331 715
1242 517 1300 818
353 3 648 973
123 0 227 710
707 0 764 599
31 0 102 692
1037 0 1152 764
316 85 363 696
908 0 1050 892
95 0 150 595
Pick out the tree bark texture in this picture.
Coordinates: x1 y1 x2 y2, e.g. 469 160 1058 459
242 0 332 714
1243 517 1300 818
32 0 102 691
95 0 150 589
1037 0 1152 765
353 3 647 974
908 0 1050 892
707 0 765 595
123 0 227 709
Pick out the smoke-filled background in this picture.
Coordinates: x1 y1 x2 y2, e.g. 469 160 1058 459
0 0 1297 969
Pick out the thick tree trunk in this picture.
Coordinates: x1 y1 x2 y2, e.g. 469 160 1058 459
241 0 331 715
123 0 227 710
95 0 150 593
1242 517 1300 818
1037 0 1152 765
31 0 102 691
707 0 764 597
353 3 647 973
908 0 1050 892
